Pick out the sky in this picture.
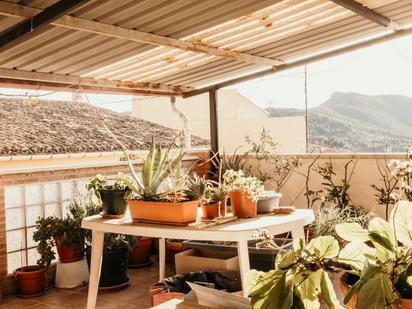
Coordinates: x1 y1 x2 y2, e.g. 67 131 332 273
1 34 412 112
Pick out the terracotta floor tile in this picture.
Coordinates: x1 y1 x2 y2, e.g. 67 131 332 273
2 260 175 309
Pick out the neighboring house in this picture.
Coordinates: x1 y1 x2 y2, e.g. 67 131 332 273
132 89 306 153
0 98 208 275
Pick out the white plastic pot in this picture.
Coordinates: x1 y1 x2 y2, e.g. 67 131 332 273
55 257 89 289
257 191 282 214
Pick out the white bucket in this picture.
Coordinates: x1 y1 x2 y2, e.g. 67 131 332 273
55 257 89 289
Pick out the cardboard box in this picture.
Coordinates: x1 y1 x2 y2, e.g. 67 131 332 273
175 249 239 274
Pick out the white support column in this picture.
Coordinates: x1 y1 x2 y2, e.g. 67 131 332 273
159 238 166 280
86 230 104 309
237 240 251 296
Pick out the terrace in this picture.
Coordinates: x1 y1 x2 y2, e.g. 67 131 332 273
1 0 412 308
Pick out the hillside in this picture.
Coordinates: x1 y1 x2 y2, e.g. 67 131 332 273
266 92 412 152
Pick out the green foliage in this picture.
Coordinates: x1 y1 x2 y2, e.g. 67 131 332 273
336 203 412 308
126 138 185 201
205 185 227 203
248 236 345 309
312 205 373 240
32 198 88 267
86 173 135 205
182 175 209 201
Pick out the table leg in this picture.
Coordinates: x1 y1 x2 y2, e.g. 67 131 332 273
236 240 250 297
159 238 166 280
291 227 305 241
86 230 104 309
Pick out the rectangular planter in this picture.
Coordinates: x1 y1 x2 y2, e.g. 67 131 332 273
183 238 292 272
175 249 239 274
128 199 198 225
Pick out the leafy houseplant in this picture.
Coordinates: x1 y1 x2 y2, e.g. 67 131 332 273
223 169 264 219
86 173 134 217
336 201 412 309
127 138 201 225
248 236 345 308
83 200 136 288
201 185 228 219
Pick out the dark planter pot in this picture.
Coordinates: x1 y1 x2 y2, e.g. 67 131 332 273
14 265 46 296
128 237 153 267
54 235 84 263
87 247 129 288
98 189 128 217
183 238 292 272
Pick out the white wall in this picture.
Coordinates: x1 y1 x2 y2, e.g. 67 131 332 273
132 89 306 153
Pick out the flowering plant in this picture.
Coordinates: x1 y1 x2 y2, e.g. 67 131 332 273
223 169 264 202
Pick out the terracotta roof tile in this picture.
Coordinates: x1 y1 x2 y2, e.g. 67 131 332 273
0 98 209 156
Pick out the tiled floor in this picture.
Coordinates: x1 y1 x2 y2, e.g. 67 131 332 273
1 260 174 309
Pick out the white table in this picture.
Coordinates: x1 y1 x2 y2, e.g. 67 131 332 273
81 209 314 309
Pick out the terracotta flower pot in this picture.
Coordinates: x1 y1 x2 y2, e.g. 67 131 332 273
229 191 257 219
128 199 199 225
128 237 153 266
201 203 219 219
340 274 412 308
98 188 128 217
54 235 84 263
14 265 46 295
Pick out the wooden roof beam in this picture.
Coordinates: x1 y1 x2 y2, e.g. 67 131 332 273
0 68 189 96
329 0 401 30
0 1 282 67
0 0 90 52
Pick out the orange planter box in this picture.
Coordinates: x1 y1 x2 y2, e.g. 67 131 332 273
128 199 199 225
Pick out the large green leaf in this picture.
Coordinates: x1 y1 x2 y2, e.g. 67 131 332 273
297 271 322 309
368 217 395 249
357 273 398 309
250 270 291 309
277 250 297 269
245 270 264 295
335 223 369 242
307 236 339 259
390 200 412 246
320 271 343 309
339 241 375 271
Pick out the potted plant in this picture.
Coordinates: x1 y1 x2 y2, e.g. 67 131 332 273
247 235 345 308
128 237 153 268
86 173 134 218
336 201 412 308
83 199 135 288
202 186 228 219
223 169 263 219
126 139 202 225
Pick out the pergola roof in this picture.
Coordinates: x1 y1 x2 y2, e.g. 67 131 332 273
0 0 412 97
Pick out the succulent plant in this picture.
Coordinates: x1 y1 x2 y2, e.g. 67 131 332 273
206 186 227 203
182 175 209 201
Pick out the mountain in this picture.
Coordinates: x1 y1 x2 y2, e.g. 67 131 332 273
266 92 412 152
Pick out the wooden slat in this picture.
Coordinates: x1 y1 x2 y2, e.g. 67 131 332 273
0 68 191 95
0 1 282 67
183 26 412 97
0 0 89 52
329 0 401 30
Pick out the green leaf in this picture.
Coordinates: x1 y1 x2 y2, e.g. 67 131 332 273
277 250 297 269
357 273 398 309
307 236 339 259
335 223 369 242
390 201 412 246
343 278 362 305
297 270 322 309
246 270 264 295
339 241 375 271
293 238 305 254
320 271 343 309
368 217 395 249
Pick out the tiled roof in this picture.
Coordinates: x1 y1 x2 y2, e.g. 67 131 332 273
0 98 208 156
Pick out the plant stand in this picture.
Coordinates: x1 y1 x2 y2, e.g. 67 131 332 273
55 257 89 289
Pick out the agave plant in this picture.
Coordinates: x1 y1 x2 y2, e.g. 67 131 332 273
125 138 185 201
336 201 412 308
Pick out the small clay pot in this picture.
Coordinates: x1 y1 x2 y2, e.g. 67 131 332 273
201 203 219 219
128 237 153 266
14 265 46 295
54 235 83 263
229 191 257 219
98 188 128 217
